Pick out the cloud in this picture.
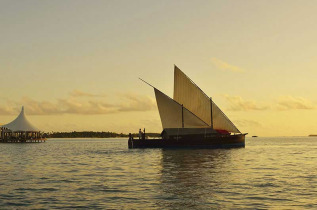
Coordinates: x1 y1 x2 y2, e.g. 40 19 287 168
224 95 269 111
20 97 64 115
211 57 245 73
0 106 16 115
0 90 156 115
56 98 118 115
235 119 262 128
69 90 106 98
277 96 315 110
118 93 156 112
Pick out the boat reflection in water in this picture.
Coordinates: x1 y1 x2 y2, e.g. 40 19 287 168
156 148 240 209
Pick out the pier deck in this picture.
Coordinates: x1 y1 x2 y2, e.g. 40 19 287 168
0 138 46 143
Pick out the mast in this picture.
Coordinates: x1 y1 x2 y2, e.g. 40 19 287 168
181 104 184 128
210 97 213 129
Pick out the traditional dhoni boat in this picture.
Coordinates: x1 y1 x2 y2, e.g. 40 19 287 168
128 65 247 148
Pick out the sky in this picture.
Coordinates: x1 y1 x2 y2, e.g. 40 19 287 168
1 0 317 136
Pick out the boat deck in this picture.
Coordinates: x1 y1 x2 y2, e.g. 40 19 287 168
128 134 245 149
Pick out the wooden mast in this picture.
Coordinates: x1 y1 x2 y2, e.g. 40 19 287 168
210 97 213 129
181 104 184 128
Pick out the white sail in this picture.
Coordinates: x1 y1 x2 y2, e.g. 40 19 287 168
155 89 182 129
155 89 208 129
183 108 209 128
174 66 212 126
173 66 240 133
212 101 240 133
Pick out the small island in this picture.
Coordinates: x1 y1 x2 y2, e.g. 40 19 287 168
43 131 160 139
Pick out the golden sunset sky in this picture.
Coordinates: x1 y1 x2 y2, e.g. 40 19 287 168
1 0 317 136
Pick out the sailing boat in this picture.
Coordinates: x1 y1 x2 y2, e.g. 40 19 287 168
128 65 247 148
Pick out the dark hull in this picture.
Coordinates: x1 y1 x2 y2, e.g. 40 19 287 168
128 134 245 149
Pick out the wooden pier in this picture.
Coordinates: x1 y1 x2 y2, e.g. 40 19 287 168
0 138 46 143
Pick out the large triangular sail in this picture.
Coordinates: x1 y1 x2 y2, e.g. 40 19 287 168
174 66 212 126
173 66 240 133
154 89 209 129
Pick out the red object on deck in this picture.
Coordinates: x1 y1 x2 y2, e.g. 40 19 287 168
216 129 230 134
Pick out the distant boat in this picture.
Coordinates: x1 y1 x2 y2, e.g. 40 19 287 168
128 65 247 148
252 136 258 138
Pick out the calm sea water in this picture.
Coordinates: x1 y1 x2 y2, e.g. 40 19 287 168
0 137 316 209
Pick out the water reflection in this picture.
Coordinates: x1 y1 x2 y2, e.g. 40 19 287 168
157 149 236 209
1 138 315 209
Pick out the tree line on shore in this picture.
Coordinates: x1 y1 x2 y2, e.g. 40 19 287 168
43 131 161 138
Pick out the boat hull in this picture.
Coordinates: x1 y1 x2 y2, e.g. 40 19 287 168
128 134 245 149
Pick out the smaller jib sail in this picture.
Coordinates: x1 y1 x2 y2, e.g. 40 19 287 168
174 65 240 133
212 101 240 133
154 89 209 129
